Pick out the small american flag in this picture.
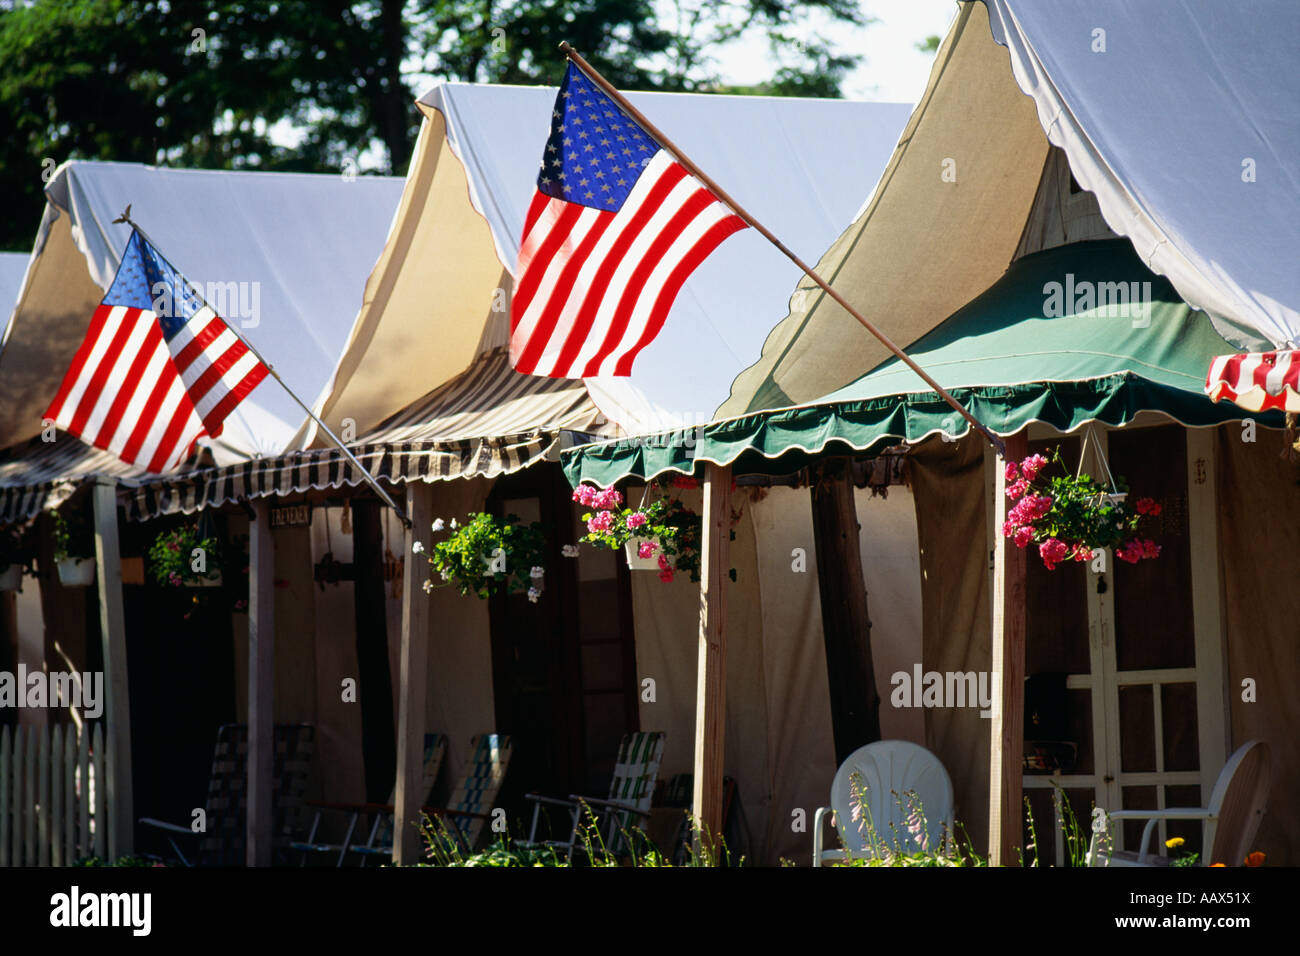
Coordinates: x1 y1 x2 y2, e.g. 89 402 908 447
510 62 747 378
45 229 269 473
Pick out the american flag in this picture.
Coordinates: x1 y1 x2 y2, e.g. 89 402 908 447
510 62 748 378
45 229 269 473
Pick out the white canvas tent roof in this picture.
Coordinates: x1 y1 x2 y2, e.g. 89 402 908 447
0 252 28 333
722 0 1300 415
304 81 912 441
0 162 406 462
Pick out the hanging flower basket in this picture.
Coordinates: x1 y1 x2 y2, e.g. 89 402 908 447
624 536 664 571
57 556 96 588
148 524 221 588
417 513 547 601
569 481 703 584
1001 446 1161 570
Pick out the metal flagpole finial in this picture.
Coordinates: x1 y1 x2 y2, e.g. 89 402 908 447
112 204 134 227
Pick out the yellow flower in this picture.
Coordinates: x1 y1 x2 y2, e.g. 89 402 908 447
1245 851 1265 867
1210 862 1226 867
1165 837 1185 849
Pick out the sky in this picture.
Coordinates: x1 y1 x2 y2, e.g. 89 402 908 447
698 0 961 102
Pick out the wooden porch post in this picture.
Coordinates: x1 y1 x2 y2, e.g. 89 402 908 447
393 482 433 865
988 431 1028 866
692 463 731 853
247 499 274 866
92 479 133 858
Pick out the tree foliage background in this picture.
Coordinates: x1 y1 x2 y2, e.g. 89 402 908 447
0 0 870 250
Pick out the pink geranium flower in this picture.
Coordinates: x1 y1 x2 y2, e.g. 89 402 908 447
572 485 597 507
1038 538 1068 570
658 568 675 583
586 511 614 534
1006 478 1030 499
657 553 670 571
592 487 623 510
1135 497 1161 516
1013 526 1034 548
1020 454 1049 481
1004 462 1019 482
637 541 657 559
625 511 647 530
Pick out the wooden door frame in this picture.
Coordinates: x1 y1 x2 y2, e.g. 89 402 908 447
1011 419 1228 854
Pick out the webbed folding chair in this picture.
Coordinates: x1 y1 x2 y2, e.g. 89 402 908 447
524 731 665 861
140 723 315 866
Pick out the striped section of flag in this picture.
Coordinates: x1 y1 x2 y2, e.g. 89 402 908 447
1205 349 1300 412
509 62 746 379
44 230 269 473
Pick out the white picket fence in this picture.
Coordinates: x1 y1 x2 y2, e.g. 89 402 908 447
0 723 105 866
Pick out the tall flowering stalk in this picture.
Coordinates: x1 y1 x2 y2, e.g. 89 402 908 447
1002 447 1162 570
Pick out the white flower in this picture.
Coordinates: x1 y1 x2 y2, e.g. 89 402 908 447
530 565 545 580
561 544 580 558
432 518 445 532
449 518 458 530
527 586 541 603
412 540 426 554
421 580 434 593
440 569 451 581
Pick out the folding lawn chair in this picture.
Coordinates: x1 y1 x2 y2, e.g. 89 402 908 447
1088 740 1272 867
524 731 665 861
292 733 447 866
139 723 315 866
423 734 513 855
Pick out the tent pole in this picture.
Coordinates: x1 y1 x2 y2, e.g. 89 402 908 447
558 44 1004 459
393 482 433 865
988 430 1028 865
246 499 274 866
92 479 133 859
691 463 732 856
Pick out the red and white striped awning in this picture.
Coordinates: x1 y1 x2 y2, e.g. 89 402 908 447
1205 350 1300 413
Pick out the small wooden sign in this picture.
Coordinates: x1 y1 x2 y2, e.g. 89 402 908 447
269 503 311 528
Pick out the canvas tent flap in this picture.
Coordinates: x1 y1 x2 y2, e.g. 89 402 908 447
118 347 615 520
563 240 1276 488
0 161 405 461
718 1 1049 417
983 0 1300 352
307 82 912 441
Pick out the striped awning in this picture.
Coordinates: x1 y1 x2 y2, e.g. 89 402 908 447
118 347 614 519
1206 350 1300 413
0 436 151 524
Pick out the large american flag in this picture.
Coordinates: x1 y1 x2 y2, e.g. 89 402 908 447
45 229 269 473
510 62 748 378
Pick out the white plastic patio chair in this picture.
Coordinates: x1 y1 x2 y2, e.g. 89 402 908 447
813 740 955 866
1088 739 1271 867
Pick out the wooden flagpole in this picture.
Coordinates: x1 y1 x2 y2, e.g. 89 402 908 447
559 43 1006 459
112 207 411 526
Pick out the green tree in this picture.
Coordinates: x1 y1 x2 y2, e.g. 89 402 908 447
0 0 869 251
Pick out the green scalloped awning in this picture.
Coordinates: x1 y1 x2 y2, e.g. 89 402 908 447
563 240 1277 487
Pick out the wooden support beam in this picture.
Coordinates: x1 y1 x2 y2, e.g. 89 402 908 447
691 463 731 854
809 458 881 764
92 479 132 859
246 499 274 867
988 431 1028 866
393 482 433 865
